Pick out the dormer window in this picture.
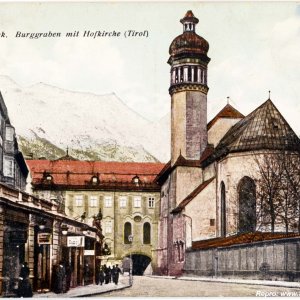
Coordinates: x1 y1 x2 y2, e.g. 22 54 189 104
43 171 53 183
91 175 99 185
46 174 52 181
132 175 140 185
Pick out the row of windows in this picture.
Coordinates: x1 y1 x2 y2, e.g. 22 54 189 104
104 221 151 245
124 222 151 244
74 195 155 208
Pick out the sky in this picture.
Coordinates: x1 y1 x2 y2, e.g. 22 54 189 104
0 2 299 133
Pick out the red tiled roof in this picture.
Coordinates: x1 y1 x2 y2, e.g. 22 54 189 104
172 177 215 213
207 104 244 130
26 160 165 189
192 232 300 250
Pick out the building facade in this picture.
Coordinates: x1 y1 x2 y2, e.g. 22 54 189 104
156 10 300 277
0 92 98 296
27 159 165 275
0 92 28 190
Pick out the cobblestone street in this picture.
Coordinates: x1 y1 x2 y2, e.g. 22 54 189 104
98 276 300 297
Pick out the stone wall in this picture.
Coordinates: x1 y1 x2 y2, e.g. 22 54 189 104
184 237 300 281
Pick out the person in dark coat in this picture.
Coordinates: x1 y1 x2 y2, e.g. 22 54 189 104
18 262 33 298
52 262 65 294
104 266 110 284
65 262 72 292
111 266 116 284
99 267 105 285
108 266 112 283
112 264 122 285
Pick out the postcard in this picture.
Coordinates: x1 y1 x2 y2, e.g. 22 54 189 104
0 1 299 297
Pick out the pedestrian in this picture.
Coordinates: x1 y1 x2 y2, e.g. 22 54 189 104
65 262 72 292
111 265 116 284
114 264 122 285
52 262 65 293
18 262 33 298
104 266 110 284
99 267 105 285
108 266 112 283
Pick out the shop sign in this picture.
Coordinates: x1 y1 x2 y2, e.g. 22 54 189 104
38 233 52 245
84 250 95 256
67 236 85 247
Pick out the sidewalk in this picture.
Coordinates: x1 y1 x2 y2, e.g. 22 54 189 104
146 275 300 289
33 275 131 298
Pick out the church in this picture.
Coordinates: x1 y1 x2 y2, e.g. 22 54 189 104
155 11 300 277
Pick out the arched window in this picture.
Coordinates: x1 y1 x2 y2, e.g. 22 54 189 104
143 222 151 244
238 176 256 233
124 222 132 244
220 181 226 237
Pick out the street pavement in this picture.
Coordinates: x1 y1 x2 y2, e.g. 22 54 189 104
33 274 130 298
32 273 300 297
99 275 300 297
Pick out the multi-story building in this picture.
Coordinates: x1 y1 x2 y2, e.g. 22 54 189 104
0 92 99 296
0 92 28 189
27 158 165 274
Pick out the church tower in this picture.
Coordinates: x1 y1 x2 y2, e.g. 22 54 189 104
168 10 210 165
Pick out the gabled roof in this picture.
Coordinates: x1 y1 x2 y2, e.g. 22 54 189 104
203 99 300 166
155 154 201 185
171 176 215 214
207 104 244 130
27 160 165 191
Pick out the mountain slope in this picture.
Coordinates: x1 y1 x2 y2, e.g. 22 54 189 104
0 75 170 162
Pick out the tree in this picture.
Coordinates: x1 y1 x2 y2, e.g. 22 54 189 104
254 151 300 233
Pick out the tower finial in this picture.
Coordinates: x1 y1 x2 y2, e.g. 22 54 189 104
180 10 199 33
268 90 271 99
66 146 69 156
227 96 230 105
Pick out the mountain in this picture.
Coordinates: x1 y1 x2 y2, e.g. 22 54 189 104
0 75 170 162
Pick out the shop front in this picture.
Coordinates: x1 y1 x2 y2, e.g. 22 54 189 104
60 225 96 288
33 217 53 293
2 209 29 297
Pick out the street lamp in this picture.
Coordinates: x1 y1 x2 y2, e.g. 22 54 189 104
128 234 133 286
61 224 69 236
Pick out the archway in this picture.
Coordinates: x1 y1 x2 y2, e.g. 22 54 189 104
238 176 256 233
123 254 151 275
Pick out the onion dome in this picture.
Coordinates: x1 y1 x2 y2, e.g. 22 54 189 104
169 10 209 58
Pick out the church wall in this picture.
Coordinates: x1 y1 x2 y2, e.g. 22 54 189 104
175 166 202 206
215 151 295 236
184 237 300 281
156 173 176 275
203 162 216 181
185 178 216 242
216 152 260 236
208 118 242 147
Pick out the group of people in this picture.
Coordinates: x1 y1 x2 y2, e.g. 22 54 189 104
16 261 122 297
51 261 72 294
96 264 122 286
